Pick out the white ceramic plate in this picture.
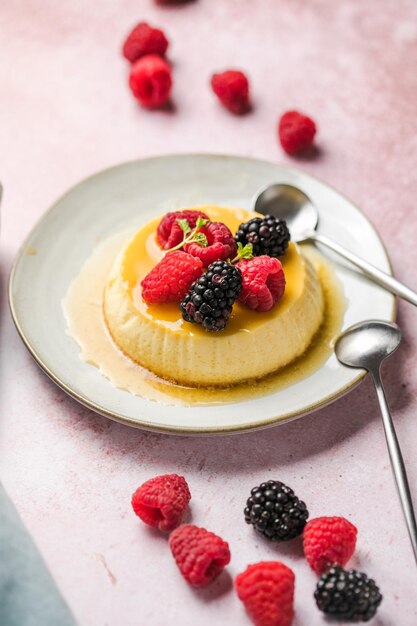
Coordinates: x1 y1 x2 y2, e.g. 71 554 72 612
9 155 395 434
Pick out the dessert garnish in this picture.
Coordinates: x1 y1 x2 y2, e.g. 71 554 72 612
169 524 231 587
131 474 191 532
141 250 203 304
211 70 251 114
180 260 243 331
235 214 290 258
235 561 295 626
236 255 286 312
303 516 358 575
315 566 382 622
157 209 210 249
244 480 309 541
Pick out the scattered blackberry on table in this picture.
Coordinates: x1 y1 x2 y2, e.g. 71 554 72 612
244 480 308 541
315 566 382 622
180 260 242 331
235 215 290 258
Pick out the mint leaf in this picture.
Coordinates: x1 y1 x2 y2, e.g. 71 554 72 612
193 232 208 247
236 242 254 260
177 219 191 235
195 216 209 230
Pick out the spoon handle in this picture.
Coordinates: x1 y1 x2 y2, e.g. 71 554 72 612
371 370 417 565
311 231 417 306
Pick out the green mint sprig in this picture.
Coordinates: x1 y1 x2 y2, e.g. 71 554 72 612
166 216 209 252
231 241 254 263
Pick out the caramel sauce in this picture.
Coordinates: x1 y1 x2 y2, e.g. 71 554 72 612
63 208 346 407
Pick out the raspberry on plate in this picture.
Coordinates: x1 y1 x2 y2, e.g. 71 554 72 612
129 54 172 109
211 70 250 114
141 251 203 304
122 22 169 63
184 221 237 266
278 110 317 155
237 256 286 312
157 209 209 250
169 524 231 587
131 474 191 531
303 516 357 575
236 561 295 626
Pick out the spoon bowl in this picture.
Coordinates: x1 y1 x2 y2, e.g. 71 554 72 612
335 320 401 372
253 183 318 242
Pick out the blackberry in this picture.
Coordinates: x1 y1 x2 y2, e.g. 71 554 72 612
244 480 308 541
315 566 382 622
180 260 242 331
235 215 290 258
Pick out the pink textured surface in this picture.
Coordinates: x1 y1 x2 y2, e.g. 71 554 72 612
1 1 417 624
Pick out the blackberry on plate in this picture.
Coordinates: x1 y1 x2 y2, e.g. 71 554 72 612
235 215 290 258
315 566 382 622
244 480 308 541
180 260 242 331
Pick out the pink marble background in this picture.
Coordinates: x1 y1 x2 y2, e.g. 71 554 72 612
1 1 417 624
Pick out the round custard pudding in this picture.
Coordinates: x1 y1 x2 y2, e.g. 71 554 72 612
103 206 324 386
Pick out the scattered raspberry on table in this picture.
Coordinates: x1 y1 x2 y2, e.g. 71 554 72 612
211 70 250 114
122 22 169 63
131 474 191 531
303 516 358 575
157 209 209 250
237 256 286 312
278 110 317 155
129 54 172 109
169 524 231 587
141 250 203 304
236 561 295 626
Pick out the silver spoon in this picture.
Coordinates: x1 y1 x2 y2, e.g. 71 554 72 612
335 320 417 565
253 183 417 306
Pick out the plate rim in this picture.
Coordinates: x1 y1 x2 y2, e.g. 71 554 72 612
8 153 397 435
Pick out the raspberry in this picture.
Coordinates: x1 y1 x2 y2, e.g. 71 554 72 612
237 256 286 312
169 524 231 587
278 110 317 155
129 54 172 109
157 209 209 250
141 251 203 304
235 561 295 626
131 474 191 532
303 516 358 575
211 70 250 114
122 22 169 63
315 566 382 621
180 260 242 331
185 221 237 266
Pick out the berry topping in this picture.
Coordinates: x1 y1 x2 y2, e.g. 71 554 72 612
235 215 290 258
131 474 191 531
185 221 237 266
244 480 308 541
129 54 172 109
141 251 203 304
211 70 250 114
169 524 231 587
122 22 169 63
157 209 209 250
180 260 242 331
315 566 382 622
235 561 295 626
303 516 358 575
237 256 286 312
278 110 317 155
